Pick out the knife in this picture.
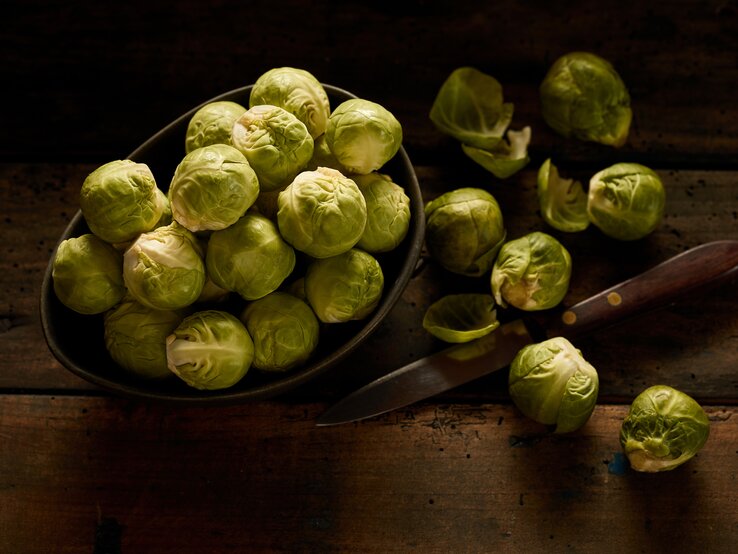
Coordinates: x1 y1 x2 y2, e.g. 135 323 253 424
316 240 738 426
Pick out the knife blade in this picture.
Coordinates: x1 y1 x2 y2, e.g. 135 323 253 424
316 240 738 426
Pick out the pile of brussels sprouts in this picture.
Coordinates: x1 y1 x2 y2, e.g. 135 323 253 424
52 67 411 391
425 52 709 472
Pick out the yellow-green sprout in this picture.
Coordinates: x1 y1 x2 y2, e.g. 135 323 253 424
79 160 168 244
537 158 590 233
424 188 506 277
185 101 246 153
250 67 331 139
587 162 665 240
52 233 126 315
509 337 599 433
166 310 254 390
540 52 631 147
491 232 571 311
620 385 710 472
169 144 260 232
231 105 314 191
353 172 411 253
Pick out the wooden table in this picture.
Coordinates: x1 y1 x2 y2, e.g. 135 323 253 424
2 2 737 552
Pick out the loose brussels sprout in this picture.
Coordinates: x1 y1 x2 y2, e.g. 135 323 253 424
305 134 350 174
79 160 168 244
123 223 206 310
52 234 126 315
185 101 246 153
509 337 599 433
325 98 403 174
422 293 499 343
166 310 254 390
277 167 367 258
540 52 632 147
104 297 183 380
169 144 260 232
240 292 320 372
206 213 296 300
429 66 514 149
491 232 571 311
537 158 590 233
424 188 506 277
353 172 411 253
587 162 665 241
231 105 314 191
462 127 531 179
620 385 710 472
249 67 331 139
305 249 384 323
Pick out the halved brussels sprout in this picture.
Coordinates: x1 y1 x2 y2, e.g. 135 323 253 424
104 297 183 380
620 385 710 472
79 160 167 244
305 249 384 323
461 127 531 179
166 310 254 390
587 162 665 241
325 98 403 174
540 52 631 147
52 233 125 315
509 337 599 433
491 232 571 311
249 67 331 139
185 101 246 153
123 223 206 310
429 66 514 149
277 167 367 258
231 105 314 191
424 188 506 277
169 144 260 232
240 292 319 372
537 158 590 233
422 293 499 343
206 213 296 301
353 172 411 253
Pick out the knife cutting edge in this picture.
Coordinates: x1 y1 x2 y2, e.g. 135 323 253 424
316 240 738 426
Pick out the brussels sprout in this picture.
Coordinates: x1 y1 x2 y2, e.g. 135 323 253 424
620 385 710 472
491 232 571 311
540 52 632 147
277 167 367 258
305 249 384 323
104 297 183 380
153 188 173 229
166 310 254 390
250 67 331 139
52 233 126 315
424 188 506 277
353 172 411 253
231 105 314 191
240 292 320 372
509 337 599 433
305 134 350 174
462 127 531 179
537 158 590 233
123 223 206 310
429 66 514 149
422 293 499 343
79 160 168 244
196 276 231 304
587 162 665 241
206 213 296 300
185 101 246 153
169 144 260 232
325 98 403 174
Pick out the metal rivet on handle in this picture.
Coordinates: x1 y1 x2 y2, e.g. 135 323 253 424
607 292 623 306
562 311 577 325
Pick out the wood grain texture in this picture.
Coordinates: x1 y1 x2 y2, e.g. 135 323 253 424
0 396 735 553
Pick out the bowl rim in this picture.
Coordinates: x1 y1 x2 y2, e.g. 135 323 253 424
39 83 426 405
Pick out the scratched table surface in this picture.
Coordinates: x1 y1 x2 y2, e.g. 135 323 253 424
2 2 738 552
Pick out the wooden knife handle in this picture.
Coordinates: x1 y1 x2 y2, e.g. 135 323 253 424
545 240 738 340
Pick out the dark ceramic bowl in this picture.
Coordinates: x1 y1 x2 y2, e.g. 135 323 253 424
40 84 425 405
